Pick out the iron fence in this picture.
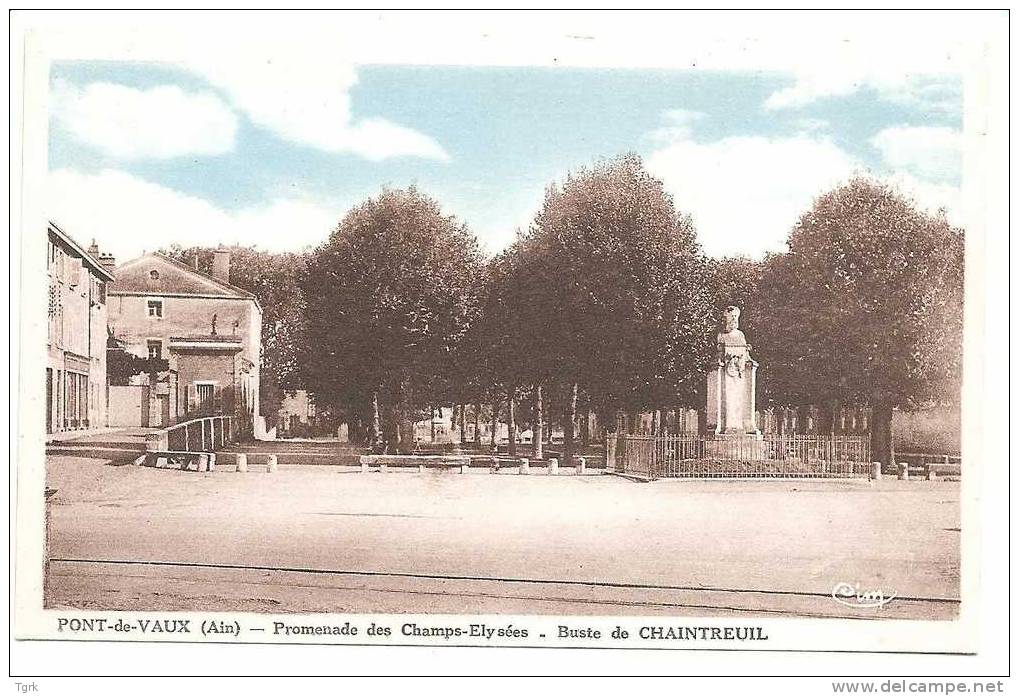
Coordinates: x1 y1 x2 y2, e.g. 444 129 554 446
163 415 235 452
613 433 871 480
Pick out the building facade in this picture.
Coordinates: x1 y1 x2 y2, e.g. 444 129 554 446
106 250 262 432
277 390 319 436
46 222 115 434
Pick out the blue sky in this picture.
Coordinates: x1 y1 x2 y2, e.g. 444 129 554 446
48 58 963 261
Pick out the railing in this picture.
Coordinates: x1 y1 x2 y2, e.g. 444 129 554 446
146 415 235 454
612 433 872 480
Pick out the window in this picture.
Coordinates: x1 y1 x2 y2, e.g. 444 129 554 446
147 340 162 360
149 270 160 280
146 299 163 317
196 383 215 412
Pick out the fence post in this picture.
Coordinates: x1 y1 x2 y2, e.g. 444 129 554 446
184 424 189 452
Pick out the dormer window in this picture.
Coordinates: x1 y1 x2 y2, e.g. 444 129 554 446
150 270 160 280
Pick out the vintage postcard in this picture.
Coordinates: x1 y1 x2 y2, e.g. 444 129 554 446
9 9 1010 678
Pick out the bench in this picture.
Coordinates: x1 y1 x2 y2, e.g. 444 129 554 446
135 450 216 472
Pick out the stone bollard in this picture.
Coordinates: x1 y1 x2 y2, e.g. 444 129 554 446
871 461 881 481
360 457 369 473
207 453 217 472
460 461 471 474
926 465 937 481
380 464 388 473
236 453 248 473
518 458 529 475
548 457 559 475
267 454 278 473
491 458 501 474
897 461 908 480
418 464 426 474
575 456 586 475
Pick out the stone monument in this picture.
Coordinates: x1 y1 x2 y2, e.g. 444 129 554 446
705 306 761 438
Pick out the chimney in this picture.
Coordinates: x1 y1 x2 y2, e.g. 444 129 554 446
98 252 116 277
212 248 230 283
88 239 99 256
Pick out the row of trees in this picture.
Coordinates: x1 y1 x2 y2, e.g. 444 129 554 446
170 155 964 465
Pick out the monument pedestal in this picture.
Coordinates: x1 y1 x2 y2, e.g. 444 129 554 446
705 361 761 438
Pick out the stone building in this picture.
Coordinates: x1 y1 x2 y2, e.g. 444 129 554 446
277 390 317 436
46 222 115 434
106 249 262 433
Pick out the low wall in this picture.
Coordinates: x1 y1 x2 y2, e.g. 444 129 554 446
108 385 146 427
359 454 470 469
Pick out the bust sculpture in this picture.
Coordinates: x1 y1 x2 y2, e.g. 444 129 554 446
716 306 750 377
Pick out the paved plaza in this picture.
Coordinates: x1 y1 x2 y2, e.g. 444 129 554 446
45 455 961 619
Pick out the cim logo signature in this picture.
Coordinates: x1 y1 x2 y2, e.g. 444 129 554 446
831 581 896 609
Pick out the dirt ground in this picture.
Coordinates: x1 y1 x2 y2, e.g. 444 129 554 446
43 455 960 619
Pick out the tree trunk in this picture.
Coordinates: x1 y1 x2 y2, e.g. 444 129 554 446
431 405 439 442
381 401 398 454
473 405 480 445
396 380 413 454
459 403 467 445
507 388 517 456
871 401 894 473
370 391 382 452
490 400 498 451
581 409 590 451
533 385 544 460
564 383 578 467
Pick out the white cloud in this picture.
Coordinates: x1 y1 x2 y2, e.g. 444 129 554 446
51 80 237 159
645 127 963 257
871 126 962 181
179 50 449 161
47 168 337 261
794 117 831 133
646 133 860 257
650 109 706 142
765 71 962 114
765 73 863 111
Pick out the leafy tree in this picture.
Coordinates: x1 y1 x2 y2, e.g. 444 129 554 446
299 187 483 452
521 154 714 462
764 177 964 464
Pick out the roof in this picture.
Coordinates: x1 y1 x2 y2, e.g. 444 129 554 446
47 220 116 282
108 252 259 306
169 334 242 343
168 335 244 352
